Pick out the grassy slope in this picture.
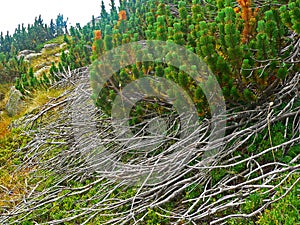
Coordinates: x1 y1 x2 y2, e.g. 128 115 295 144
0 36 66 212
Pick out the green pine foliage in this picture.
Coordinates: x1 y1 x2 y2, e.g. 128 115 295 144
90 0 299 118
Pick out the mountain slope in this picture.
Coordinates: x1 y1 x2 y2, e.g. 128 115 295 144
0 0 299 224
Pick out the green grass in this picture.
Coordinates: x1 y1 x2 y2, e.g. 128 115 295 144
35 35 68 51
256 175 300 225
0 128 31 211
45 35 67 45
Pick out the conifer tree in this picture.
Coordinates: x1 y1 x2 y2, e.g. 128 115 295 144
110 0 118 21
101 0 108 20
50 19 56 37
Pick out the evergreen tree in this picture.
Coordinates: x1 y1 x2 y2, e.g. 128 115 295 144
101 0 108 20
56 14 68 36
50 19 56 37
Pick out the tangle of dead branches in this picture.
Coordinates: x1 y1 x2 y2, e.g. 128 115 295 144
0 59 298 224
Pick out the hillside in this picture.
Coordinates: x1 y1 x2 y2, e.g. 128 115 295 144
0 0 299 224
